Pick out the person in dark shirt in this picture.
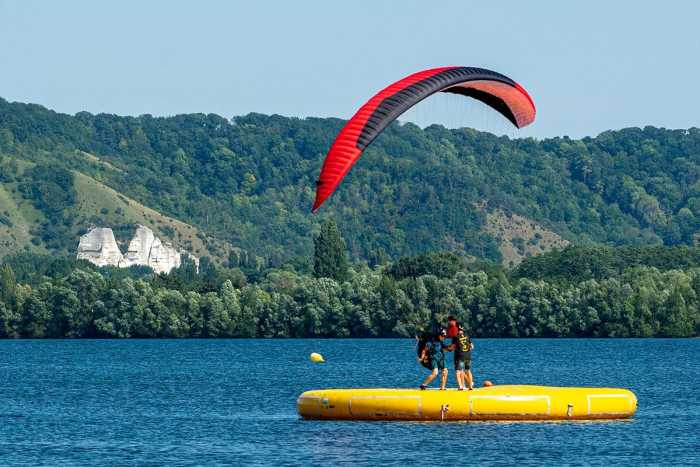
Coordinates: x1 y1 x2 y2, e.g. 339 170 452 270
418 329 448 390
447 325 474 390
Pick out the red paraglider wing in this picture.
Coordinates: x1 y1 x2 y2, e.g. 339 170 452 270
312 66 536 212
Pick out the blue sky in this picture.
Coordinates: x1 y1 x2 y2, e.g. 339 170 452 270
1 1 698 138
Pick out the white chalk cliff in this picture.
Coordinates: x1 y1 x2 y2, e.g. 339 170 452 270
76 228 124 267
77 225 197 274
122 225 155 267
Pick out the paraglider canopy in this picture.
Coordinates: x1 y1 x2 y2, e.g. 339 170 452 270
312 66 536 213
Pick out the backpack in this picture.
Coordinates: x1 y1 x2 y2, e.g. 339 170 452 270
416 331 431 358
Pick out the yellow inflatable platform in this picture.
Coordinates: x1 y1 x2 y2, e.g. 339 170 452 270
297 385 637 421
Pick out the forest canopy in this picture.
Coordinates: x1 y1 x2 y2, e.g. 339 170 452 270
1 98 700 266
1 242 698 339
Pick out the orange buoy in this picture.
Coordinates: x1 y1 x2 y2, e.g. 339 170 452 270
483 380 493 387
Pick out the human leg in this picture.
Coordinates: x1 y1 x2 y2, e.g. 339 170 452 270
454 359 466 390
440 368 448 390
421 368 439 388
456 370 465 390
464 360 474 390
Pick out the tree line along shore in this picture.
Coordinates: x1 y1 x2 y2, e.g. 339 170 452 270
1 223 698 339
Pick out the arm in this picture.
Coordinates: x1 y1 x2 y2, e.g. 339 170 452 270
418 347 427 361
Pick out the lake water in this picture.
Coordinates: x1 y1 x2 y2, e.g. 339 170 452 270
0 339 698 466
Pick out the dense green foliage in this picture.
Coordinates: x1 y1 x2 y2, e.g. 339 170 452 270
2 97 700 266
18 163 78 250
513 244 700 283
389 251 465 279
313 220 349 282
1 247 698 338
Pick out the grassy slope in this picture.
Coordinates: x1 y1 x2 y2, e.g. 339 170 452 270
0 183 36 254
485 209 570 268
0 158 48 255
0 157 236 264
72 172 236 261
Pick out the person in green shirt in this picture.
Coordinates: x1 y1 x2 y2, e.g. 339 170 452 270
418 329 448 390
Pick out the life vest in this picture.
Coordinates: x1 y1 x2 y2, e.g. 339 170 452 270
428 339 444 357
455 333 471 355
447 324 459 338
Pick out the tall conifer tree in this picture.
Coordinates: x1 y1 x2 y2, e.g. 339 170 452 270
313 221 349 282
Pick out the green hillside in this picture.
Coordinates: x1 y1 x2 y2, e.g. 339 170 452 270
1 97 699 339
0 177 43 255
1 97 700 267
0 156 239 264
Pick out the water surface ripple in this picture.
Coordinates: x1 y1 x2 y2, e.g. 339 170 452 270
0 339 698 466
